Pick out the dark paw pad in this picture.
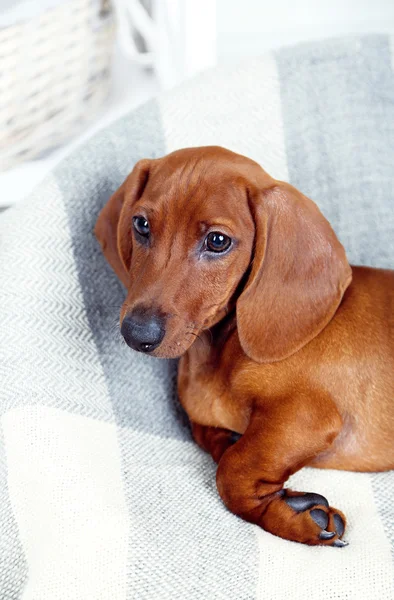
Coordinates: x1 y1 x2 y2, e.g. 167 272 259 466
310 509 336 540
284 492 329 512
310 508 329 529
333 513 345 537
320 530 336 540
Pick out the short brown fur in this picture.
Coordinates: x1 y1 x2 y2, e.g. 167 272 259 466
95 146 394 546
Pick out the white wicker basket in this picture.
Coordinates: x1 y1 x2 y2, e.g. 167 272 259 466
0 0 115 171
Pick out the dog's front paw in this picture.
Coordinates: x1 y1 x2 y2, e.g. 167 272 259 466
260 490 348 547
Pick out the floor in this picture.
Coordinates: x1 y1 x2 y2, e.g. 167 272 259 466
0 41 159 208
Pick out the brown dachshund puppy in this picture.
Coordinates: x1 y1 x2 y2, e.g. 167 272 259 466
95 146 394 547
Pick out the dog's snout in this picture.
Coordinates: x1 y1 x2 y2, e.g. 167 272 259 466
121 309 166 353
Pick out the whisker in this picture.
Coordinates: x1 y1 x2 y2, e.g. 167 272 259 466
187 331 201 342
106 316 126 347
109 318 120 333
186 330 210 350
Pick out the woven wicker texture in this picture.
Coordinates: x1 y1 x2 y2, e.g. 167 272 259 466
0 0 114 171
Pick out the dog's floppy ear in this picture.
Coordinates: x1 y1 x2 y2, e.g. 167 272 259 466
94 159 151 287
236 180 352 363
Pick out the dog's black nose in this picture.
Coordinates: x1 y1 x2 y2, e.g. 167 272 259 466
121 310 165 353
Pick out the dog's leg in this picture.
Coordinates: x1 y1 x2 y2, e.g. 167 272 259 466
191 422 242 464
216 397 347 547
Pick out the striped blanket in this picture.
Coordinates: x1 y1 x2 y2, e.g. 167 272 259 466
1 34 393 599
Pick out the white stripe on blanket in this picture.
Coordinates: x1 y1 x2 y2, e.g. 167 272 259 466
257 467 394 600
3 406 129 600
158 53 289 182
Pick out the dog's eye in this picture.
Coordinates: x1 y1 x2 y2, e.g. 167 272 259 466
133 215 150 237
205 232 232 253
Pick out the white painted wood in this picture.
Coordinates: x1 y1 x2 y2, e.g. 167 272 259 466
181 0 217 79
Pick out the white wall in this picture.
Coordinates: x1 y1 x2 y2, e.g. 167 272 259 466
216 0 394 61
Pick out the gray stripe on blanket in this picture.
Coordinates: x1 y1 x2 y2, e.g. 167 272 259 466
56 100 189 440
0 427 27 599
371 473 394 564
276 34 394 269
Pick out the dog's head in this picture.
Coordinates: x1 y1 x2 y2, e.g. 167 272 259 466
95 146 351 362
